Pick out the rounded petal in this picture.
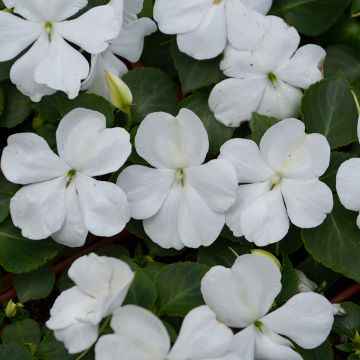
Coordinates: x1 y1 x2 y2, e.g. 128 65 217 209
219 138 273 183
1 133 69 185
123 0 144 18
168 305 233 359
117 165 175 219
281 178 333 228
177 2 226 60
76 174 130 237
240 187 290 246
185 160 238 213
259 118 331 178
201 254 282 327
10 176 66 240
0 12 42 61
336 158 360 211
232 326 256 360
135 109 209 169
240 0 273 14
209 78 267 127
56 5 120 54
261 292 334 349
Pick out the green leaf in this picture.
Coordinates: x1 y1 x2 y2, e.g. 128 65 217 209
0 218 62 273
122 67 178 125
139 0 153 17
295 340 333 359
36 331 76 360
143 262 167 284
1 319 41 345
0 174 19 224
302 198 360 283
156 262 208 317
0 344 33 360
302 75 358 149
251 112 279 144
276 255 298 303
0 60 13 82
271 0 349 36
0 87 4 116
14 263 55 302
333 302 360 338
179 92 234 155
171 40 224 94
352 0 360 15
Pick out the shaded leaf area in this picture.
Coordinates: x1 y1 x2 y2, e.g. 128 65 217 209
295 340 333 359
333 302 360 338
0 174 19 224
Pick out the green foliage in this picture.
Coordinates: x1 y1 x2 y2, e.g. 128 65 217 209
295 340 333 359
0 344 33 360
1 319 41 345
333 302 360 338
36 332 76 360
0 174 19 224
251 113 280 144
276 255 299 303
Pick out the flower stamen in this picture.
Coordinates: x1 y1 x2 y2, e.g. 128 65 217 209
175 168 185 186
267 72 277 85
44 21 53 41
270 174 281 190
66 169 76 186
254 320 264 332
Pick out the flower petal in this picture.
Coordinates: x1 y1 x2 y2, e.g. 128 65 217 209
336 158 360 211
276 44 325 89
240 0 273 14
76 174 130 237
1 133 69 185
123 0 144 19
209 78 267 127
219 139 273 183
201 254 282 328
56 5 120 54
177 2 227 60
10 176 66 240
232 326 256 360
135 109 209 169
281 178 333 228
261 292 334 349
117 165 175 219
185 159 238 213
168 305 233 359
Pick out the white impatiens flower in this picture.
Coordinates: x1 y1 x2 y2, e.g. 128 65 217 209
0 0 120 101
201 254 334 360
95 305 239 360
117 108 238 250
47 253 134 354
154 0 272 60
220 118 333 246
82 0 156 101
209 16 326 127
1 108 131 247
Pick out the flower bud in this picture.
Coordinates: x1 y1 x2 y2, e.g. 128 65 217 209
5 300 18 318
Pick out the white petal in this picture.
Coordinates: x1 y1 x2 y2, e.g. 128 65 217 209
1 133 69 185
10 33 56 102
259 118 331 178
144 184 184 250
111 18 157 62
0 12 42 61
135 109 209 169
261 292 334 349
219 139 273 183
34 32 89 99
168 305 233 359
116 165 175 219
56 5 120 54
240 0 273 14
276 45 325 89
232 326 256 360
201 254 282 328
154 0 212 34
240 187 290 246
185 160 238 213
123 0 144 18
76 174 130 237
10 177 66 240
95 305 170 360
177 2 226 60
281 178 333 228
209 78 267 127
52 181 88 247
336 158 360 211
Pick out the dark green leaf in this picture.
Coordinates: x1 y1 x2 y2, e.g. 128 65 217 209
0 174 19 224
333 302 360 338
0 344 33 360
251 112 279 144
352 0 360 15
0 60 13 82
36 331 76 360
143 262 167 284
1 319 41 345
295 340 333 359
0 87 4 116
276 255 298 303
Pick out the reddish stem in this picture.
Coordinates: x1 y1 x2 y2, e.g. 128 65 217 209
331 283 360 304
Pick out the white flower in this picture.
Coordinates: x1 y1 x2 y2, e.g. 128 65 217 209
95 305 239 360
154 0 272 60
1 108 131 247
82 0 156 101
209 16 326 127
47 253 134 354
220 118 333 246
117 108 238 250
201 254 334 360
0 0 120 101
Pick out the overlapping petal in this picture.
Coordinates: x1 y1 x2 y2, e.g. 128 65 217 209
241 0 273 14
232 326 256 360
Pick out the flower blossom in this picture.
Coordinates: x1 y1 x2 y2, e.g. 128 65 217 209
117 108 238 250
95 305 239 360
82 0 156 101
0 0 120 101
1 108 131 247
201 254 334 360
47 253 134 354
220 118 333 246
209 16 326 127
153 0 272 60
